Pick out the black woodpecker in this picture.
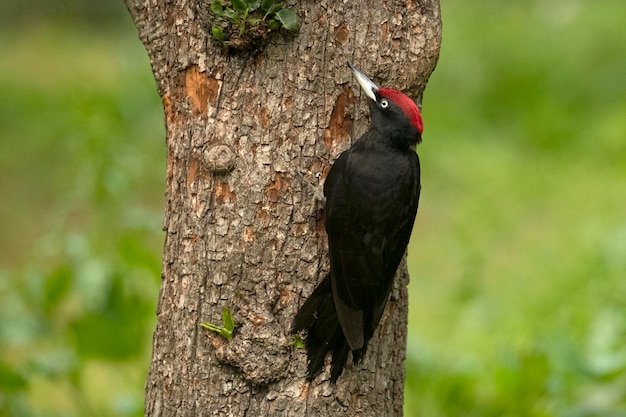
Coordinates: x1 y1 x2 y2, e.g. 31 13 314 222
292 63 423 382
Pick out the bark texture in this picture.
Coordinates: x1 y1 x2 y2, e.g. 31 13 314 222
125 0 441 415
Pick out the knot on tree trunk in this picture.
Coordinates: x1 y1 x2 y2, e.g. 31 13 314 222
213 320 292 386
205 144 236 174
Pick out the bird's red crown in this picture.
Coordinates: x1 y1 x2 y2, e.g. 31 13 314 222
377 88 424 136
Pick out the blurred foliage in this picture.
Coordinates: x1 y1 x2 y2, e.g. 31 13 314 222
0 0 127 31
405 0 626 415
0 0 625 416
0 5 163 416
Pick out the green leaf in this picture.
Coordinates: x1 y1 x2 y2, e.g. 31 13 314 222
200 321 233 341
222 308 235 332
200 308 235 341
275 8 299 31
267 18 281 31
231 0 249 13
200 322 222 332
261 0 274 12
210 0 225 17
223 7 238 21
245 0 262 11
212 25 225 42
265 3 283 15
292 334 305 349
263 2 283 21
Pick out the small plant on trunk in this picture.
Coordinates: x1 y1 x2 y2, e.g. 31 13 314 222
209 0 299 50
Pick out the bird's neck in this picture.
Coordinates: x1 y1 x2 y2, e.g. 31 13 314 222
372 126 418 153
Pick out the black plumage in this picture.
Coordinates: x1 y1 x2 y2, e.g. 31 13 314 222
293 63 423 382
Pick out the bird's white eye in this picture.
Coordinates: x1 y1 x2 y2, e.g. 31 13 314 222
380 99 389 109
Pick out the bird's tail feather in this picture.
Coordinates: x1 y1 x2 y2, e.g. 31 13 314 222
292 274 351 382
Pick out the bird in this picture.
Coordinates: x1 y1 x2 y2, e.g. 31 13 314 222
292 62 423 382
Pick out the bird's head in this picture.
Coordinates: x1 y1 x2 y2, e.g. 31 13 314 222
348 62 423 148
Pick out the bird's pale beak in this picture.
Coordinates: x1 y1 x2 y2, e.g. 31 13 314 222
348 62 378 102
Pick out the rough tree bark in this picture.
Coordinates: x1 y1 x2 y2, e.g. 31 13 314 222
125 0 441 415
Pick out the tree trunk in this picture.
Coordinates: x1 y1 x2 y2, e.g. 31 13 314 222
125 0 441 415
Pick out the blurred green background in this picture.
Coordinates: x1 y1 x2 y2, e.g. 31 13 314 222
0 0 624 416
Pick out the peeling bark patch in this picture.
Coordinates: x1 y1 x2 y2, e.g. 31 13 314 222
162 94 175 125
185 66 220 116
187 158 200 190
259 106 270 129
244 226 255 243
256 205 268 222
276 287 293 311
215 181 237 204
350 392 360 409
265 173 290 203
315 214 325 235
248 313 266 327
380 21 390 44
324 87 354 150
293 224 308 237
334 24 350 45
165 149 175 191
297 382 309 401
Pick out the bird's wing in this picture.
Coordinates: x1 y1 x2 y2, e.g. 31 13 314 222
324 142 420 349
